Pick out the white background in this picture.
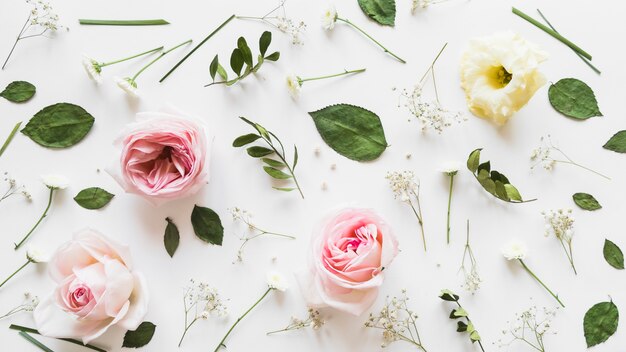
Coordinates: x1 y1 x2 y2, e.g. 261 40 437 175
1 0 625 351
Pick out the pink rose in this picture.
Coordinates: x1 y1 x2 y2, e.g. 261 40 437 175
108 106 210 205
297 207 399 315
34 229 149 344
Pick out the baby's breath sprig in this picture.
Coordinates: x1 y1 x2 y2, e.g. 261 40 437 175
267 308 325 335
237 1 306 45
365 290 428 350
1 172 31 204
0 293 39 321
178 279 227 347
459 221 481 294
542 209 577 275
386 171 427 251
530 135 610 180
496 306 558 351
439 290 485 351
411 0 456 14
230 207 295 263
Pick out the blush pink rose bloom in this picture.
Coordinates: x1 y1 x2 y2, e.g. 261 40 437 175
34 229 149 344
108 106 210 205
297 207 399 315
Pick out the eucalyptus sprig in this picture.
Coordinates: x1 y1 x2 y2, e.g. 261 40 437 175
233 117 304 199
439 290 485 351
206 31 279 87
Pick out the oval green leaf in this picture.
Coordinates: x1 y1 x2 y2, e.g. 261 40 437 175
259 31 271 56
0 81 36 103
233 133 260 147
573 192 602 211
164 217 180 258
237 37 253 66
21 103 94 148
230 48 244 76
73 187 114 210
548 78 602 120
265 51 280 61
209 55 219 80
603 239 624 270
583 301 619 347
191 205 223 245
358 0 396 26
308 104 387 162
263 166 292 179
122 321 156 348
603 130 626 153
246 146 274 157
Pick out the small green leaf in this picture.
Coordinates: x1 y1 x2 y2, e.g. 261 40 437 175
217 63 228 81
293 145 299 170
357 0 396 26
122 322 156 348
237 37 253 66
232 133 260 147
603 131 626 153
164 217 180 258
469 330 481 342
73 187 114 210
21 103 95 148
583 301 619 347
0 81 36 103
603 239 624 270
456 321 468 332
239 116 270 139
230 48 244 76
439 289 459 302
573 193 602 211
191 205 223 245
504 184 522 202
246 146 274 157
209 55 219 81
548 78 602 120
453 308 468 318
273 187 295 192
259 31 271 56
467 149 481 173
263 166 292 179
265 51 280 61
262 158 285 168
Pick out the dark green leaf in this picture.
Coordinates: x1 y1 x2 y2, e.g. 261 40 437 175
164 217 180 258
191 205 223 245
262 158 285 168
265 51 280 61
0 81 36 103
583 301 619 347
230 48 244 76
548 78 602 120
357 0 396 26
246 146 274 157
603 239 624 270
263 166 292 179
308 104 387 162
209 55 219 81
456 321 468 332
467 149 481 173
603 131 626 153
237 37 253 66
293 145 299 170
73 187 114 210
573 193 602 211
259 31 272 56
21 103 94 148
122 322 156 348
239 116 270 139
233 133 260 147
439 289 459 302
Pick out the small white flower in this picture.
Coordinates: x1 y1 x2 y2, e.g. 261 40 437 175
286 74 301 98
82 55 102 83
321 5 338 30
115 77 138 97
41 174 68 190
502 240 527 260
26 246 48 263
266 271 289 291
441 161 461 176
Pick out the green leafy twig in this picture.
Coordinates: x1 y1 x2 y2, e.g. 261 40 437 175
78 19 169 25
0 122 21 158
233 117 304 199
10 325 106 352
439 290 485 351
206 31 279 87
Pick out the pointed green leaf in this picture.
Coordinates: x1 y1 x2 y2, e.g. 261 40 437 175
246 146 274 157
73 187 114 210
237 37 253 66
583 301 619 347
357 0 396 26
230 48 244 76
233 133 260 147
0 81 36 103
262 158 285 168
293 145 299 170
504 184 522 202
21 103 95 148
603 239 624 270
549 78 602 120
456 321 468 332
467 149 481 173
438 289 459 302
122 322 156 348
164 217 180 258
191 205 223 245
573 192 602 211
273 187 296 192
259 31 271 56
209 55 219 81
265 51 280 61
603 130 626 153
217 63 228 81
263 166 292 179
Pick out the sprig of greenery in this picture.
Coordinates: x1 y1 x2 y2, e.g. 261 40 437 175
206 31 279 87
439 290 485 351
233 117 304 199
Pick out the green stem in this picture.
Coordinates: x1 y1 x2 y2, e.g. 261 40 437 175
2 15 30 70
160 14 235 82
512 7 591 60
299 68 366 83
553 160 610 180
519 259 565 307
0 121 22 158
419 42 448 83
0 260 31 288
100 46 163 67
446 175 454 244
78 19 169 26
214 288 273 352
15 188 54 250
131 39 192 82
408 198 426 252
336 18 406 63
10 325 106 352
178 318 198 347
18 331 54 352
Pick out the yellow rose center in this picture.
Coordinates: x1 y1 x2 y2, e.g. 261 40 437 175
488 65 513 89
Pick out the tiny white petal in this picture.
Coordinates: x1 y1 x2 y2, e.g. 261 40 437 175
40 174 69 190
266 271 289 291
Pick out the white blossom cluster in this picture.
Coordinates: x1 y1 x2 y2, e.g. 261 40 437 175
497 306 558 351
401 86 464 133
386 171 418 203
183 279 228 319
365 290 426 349
1 172 31 202
26 0 63 32
542 209 574 242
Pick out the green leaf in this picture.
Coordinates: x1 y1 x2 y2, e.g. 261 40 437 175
164 217 180 258
452 308 468 318
230 48 244 76
21 103 94 148
293 145 299 170
308 104 387 162
583 301 619 347
603 130 626 153
73 187 114 210
263 166 292 179
217 63 228 81
0 81 36 103
237 37 253 66
548 78 602 120
259 31 271 56
265 51 280 61
122 322 156 348
191 205 224 245
456 321 468 332
232 133 260 147
262 158 285 168
438 289 459 302
239 116 270 139
209 55 219 81
573 192 602 211
469 330 481 342
246 146 274 157
357 0 396 26
504 184 522 202
603 239 624 270
273 187 295 192
467 149 481 173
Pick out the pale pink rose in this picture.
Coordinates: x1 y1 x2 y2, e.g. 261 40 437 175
108 106 211 205
297 207 399 315
34 229 149 344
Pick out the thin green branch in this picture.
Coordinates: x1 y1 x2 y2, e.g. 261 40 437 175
78 19 169 25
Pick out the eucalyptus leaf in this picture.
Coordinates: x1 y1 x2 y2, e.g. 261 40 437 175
0 81 36 103
308 104 387 162
233 133 260 147
603 131 626 153
259 31 271 56
230 48 244 76
191 205 224 245
21 103 94 148
73 187 114 210
262 158 285 168
122 322 156 348
263 166 292 179
237 37 253 66
164 217 180 258
583 301 619 347
548 78 602 120
209 55 219 80
573 192 602 211
603 239 624 270
246 146 274 157
357 0 396 26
